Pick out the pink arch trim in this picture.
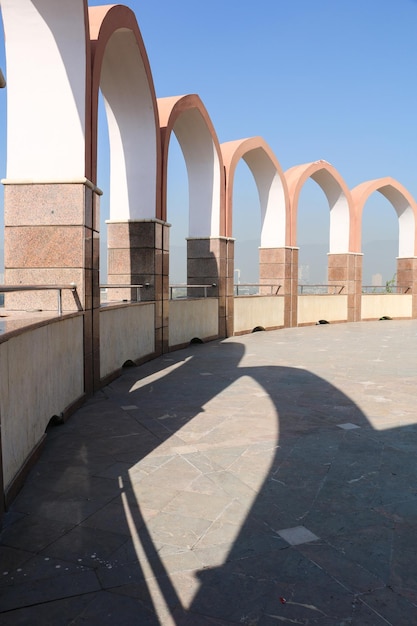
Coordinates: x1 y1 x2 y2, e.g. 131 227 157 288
351 177 417 256
285 161 354 251
89 4 161 217
158 94 225 233
221 137 290 244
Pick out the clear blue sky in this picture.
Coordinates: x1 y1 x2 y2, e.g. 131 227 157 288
1 0 416 279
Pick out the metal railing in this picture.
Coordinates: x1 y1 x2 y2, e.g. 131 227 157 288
100 283 150 303
0 284 77 316
298 284 345 295
362 285 410 294
234 283 282 296
169 283 216 300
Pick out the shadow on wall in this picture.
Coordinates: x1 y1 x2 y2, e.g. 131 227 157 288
2 338 415 622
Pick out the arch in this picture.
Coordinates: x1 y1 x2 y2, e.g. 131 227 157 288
285 161 353 252
158 94 225 237
351 177 417 257
89 4 161 220
221 137 289 247
1 0 90 180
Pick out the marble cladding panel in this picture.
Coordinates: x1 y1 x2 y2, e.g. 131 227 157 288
397 258 417 271
107 223 130 248
187 238 212 258
327 253 348 269
155 222 163 250
208 238 222 258
328 266 347 282
107 248 156 275
92 189 100 232
4 184 90 227
4 268 85 311
134 221 157 248
92 231 100 271
107 222 149 249
162 251 169 276
163 224 170 251
259 247 289 264
5 226 86 268
187 257 219 279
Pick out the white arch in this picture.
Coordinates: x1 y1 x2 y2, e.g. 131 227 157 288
1 0 88 180
310 169 350 253
243 147 286 248
171 108 221 237
377 185 415 258
99 29 157 220
222 137 289 245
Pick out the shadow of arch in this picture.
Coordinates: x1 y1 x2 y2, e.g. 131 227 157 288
285 160 353 253
4 326 417 623
106 337 402 622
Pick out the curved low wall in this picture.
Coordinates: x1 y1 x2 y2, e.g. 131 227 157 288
297 295 348 325
100 303 155 380
169 299 219 348
234 296 285 334
361 294 413 320
0 314 84 492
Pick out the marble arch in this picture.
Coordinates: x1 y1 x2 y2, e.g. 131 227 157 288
158 94 224 237
221 137 289 247
89 4 160 221
285 161 353 252
351 177 417 258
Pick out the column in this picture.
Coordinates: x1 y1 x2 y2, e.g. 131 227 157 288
3 180 101 392
328 252 363 322
106 219 170 354
397 257 417 318
259 246 299 327
187 237 234 337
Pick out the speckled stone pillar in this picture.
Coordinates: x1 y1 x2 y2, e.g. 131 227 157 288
3 180 101 392
187 237 234 338
107 219 170 354
259 247 298 327
328 253 363 322
397 257 417 318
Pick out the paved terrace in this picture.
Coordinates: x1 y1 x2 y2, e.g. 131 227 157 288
0 320 417 625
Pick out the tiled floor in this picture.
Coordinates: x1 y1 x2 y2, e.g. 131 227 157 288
1 320 417 624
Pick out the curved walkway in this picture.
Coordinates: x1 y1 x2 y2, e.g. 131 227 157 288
1 321 417 625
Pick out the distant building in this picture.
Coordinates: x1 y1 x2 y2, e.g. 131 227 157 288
298 265 310 283
372 273 383 286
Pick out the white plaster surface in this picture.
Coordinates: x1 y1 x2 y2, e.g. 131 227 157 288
243 149 286 248
0 315 84 489
101 30 157 221
297 295 348 325
311 169 350 253
1 0 87 179
361 294 412 320
168 299 218 347
234 296 285 334
173 110 221 238
100 303 155 379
